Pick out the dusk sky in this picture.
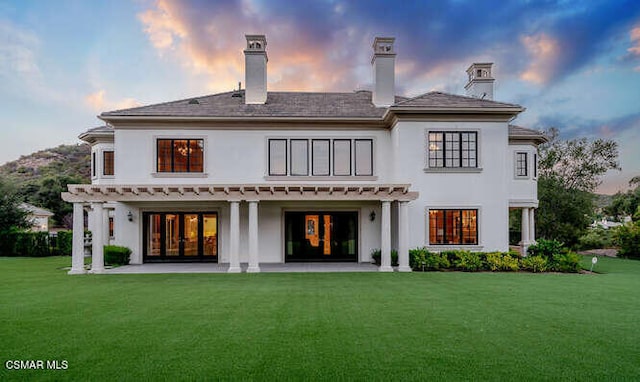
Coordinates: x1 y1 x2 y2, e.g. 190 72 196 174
1 0 639 194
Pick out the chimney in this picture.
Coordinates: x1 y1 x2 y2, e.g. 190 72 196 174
464 63 494 100
371 37 396 107
244 34 267 104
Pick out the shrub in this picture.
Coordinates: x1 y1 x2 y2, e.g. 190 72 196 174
552 252 581 273
0 231 51 257
409 248 450 271
613 222 640 259
520 256 548 273
486 252 520 272
104 245 131 266
452 250 484 272
370 249 398 266
527 239 564 259
55 230 73 256
577 228 613 250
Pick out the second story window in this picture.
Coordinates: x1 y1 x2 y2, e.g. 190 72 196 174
516 152 528 177
103 151 114 176
157 139 204 173
428 132 477 168
268 138 373 177
92 152 96 177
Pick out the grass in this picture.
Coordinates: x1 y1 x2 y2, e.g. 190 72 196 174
1 256 639 381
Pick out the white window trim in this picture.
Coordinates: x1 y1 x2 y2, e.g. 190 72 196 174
514 151 529 179
423 128 482 173
152 135 208 177
425 205 483 249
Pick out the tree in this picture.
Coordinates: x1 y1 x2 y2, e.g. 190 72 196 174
0 177 30 233
24 174 86 227
604 177 640 220
536 128 620 247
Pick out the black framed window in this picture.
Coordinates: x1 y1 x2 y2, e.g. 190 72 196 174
516 152 528 177
290 139 308 176
156 139 204 173
333 139 351 176
92 152 96 177
103 151 114 176
268 138 373 176
429 209 478 245
268 139 287 176
533 153 537 178
312 139 330 176
354 139 373 176
428 132 477 168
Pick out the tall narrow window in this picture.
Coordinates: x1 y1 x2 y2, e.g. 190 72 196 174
333 140 351 176
312 140 330 176
516 152 528 177
354 139 373 176
428 132 477 168
290 139 308 176
156 139 204 173
429 209 478 245
533 153 537 178
268 139 287 176
103 151 114 176
92 152 96 177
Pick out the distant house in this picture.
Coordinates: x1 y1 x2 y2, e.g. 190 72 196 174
20 203 54 232
63 35 546 274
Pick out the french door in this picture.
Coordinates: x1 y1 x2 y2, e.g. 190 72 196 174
143 212 218 262
284 211 358 262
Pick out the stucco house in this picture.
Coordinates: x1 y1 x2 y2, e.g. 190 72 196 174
63 35 545 274
20 203 54 232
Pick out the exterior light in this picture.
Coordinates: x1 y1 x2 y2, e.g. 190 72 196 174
127 211 133 222
369 211 376 222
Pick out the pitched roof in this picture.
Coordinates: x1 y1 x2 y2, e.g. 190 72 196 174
20 203 54 217
392 91 522 110
99 90 523 120
101 91 406 120
508 125 548 144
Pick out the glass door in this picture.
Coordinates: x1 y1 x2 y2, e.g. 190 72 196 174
144 212 217 262
285 211 357 262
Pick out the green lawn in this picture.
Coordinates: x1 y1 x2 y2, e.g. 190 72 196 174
1 256 639 381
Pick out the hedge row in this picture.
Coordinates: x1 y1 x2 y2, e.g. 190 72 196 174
372 239 582 273
0 230 73 257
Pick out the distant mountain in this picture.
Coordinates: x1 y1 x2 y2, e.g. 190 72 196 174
0 144 91 184
0 144 91 227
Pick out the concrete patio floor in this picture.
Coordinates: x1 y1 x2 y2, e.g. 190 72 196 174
104 262 381 274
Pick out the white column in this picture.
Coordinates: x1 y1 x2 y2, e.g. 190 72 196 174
380 200 393 272
520 207 530 257
68 203 86 274
90 202 105 274
529 208 536 244
103 208 110 247
247 200 260 273
228 200 241 273
398 201 411 272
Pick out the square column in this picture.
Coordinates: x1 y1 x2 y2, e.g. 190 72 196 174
228 200 241 273
398 201 411 272
68 203 86 275
90 202 105 274
379 200 393 272
247 200 260 273
529 208 536 244
520 207 530 257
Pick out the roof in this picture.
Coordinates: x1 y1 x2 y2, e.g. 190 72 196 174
20 203 54 217
99 90 522 121
392 91 521 110
101 91 406 120
508 125 548 144
78 125 114 142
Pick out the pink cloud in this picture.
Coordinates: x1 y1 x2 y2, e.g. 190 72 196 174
628 25 640 71
85 90 141 112
519 33 562 85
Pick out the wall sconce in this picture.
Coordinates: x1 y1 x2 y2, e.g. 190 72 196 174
369 211 376 222
127 211 133 222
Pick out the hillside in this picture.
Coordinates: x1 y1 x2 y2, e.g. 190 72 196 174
0 144 91 227
0 144 91 184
